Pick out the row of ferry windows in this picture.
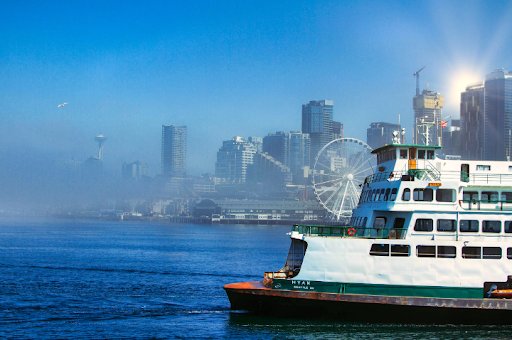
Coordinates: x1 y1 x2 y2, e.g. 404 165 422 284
402 188 455 202
364 188 512 205
370 244 510 259
377 149 435 163
463 190 512 202
361 188 455 204
360 188 398 203
414 218 512 233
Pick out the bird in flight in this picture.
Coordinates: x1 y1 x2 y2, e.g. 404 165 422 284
57 102 68 108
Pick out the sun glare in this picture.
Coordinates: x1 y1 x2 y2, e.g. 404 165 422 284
445 68 483 115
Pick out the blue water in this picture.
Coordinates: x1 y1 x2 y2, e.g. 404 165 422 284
1 218 512 338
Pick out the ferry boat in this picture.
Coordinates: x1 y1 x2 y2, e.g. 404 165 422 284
224 142 512 323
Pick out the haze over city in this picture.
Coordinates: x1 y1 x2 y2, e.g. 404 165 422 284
1 0 512 211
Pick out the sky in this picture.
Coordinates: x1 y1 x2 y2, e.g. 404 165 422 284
1 0 512 178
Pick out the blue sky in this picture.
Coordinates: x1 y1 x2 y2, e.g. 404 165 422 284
1 0 512 175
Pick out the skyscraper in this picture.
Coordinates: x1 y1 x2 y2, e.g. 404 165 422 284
288 131 310 184
483 69 512 160
441 119 461 157
332 121 344 140
366 122 401 149
161 125 187 177
413 90 444 145
302 100 334 164
247 136 263 152
263 131 289 165
460 83 485 160
215 136 257 184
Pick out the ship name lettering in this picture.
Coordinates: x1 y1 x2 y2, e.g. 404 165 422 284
291 280 311 286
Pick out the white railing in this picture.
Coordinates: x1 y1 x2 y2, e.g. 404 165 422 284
366 170 512 186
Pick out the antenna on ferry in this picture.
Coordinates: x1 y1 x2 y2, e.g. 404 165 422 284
392 131 400 144
401 128 406 144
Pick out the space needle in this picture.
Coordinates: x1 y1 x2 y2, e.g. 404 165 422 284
95 134 107 160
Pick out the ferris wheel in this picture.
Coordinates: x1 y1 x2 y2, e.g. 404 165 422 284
312 138 375 220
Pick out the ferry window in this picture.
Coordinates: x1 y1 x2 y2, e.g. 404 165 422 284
482 221 501 233
418 150 426 159
508 248 512 259
370 244 389 256
399 149 408 159
413 188 433 201
427 150 435 159
437 246 456 258
402 188 411 201
384 188 390 201
483 247 502 259
481 191 499 203
476 164 491 171
437 219 456 232
416 245 435 258
362 217 367 227
391 244 410 257
372 189 377 201
414 219 433 232
505 221 512 233
436 189 455 202
463 191 478 201
379 189 385 201
460 220 479 233
374 217 387 228
462 246 481 259
509 166 512 172
390 188 398 201
502 192 512 202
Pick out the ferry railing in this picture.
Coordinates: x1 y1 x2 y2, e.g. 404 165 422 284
292 224 407 239
366 170 512 185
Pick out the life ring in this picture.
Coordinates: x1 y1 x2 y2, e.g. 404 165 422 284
347 227 356 236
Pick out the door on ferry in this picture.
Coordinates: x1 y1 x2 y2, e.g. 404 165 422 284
461 164 469 182
392 217 405 239
408 148 417 170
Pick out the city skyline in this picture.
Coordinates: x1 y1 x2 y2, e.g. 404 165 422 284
1 1 512 193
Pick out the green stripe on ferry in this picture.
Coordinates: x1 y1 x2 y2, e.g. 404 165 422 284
272 279 482 299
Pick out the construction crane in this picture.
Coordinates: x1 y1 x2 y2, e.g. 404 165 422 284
413 66 426 96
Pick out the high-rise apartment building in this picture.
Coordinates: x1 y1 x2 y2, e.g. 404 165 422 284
122 161 148 180
442 119 461 157
161 125 187 177
332 121 344 139
263 131 289 165
366 122 401 149
215 136 257 184
460 83 485 160
247 152 292 190
262 131 311 184
248 136 263 152
302 100 334 164
483 69 512 160
413 90 444 145
288 131 311 183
